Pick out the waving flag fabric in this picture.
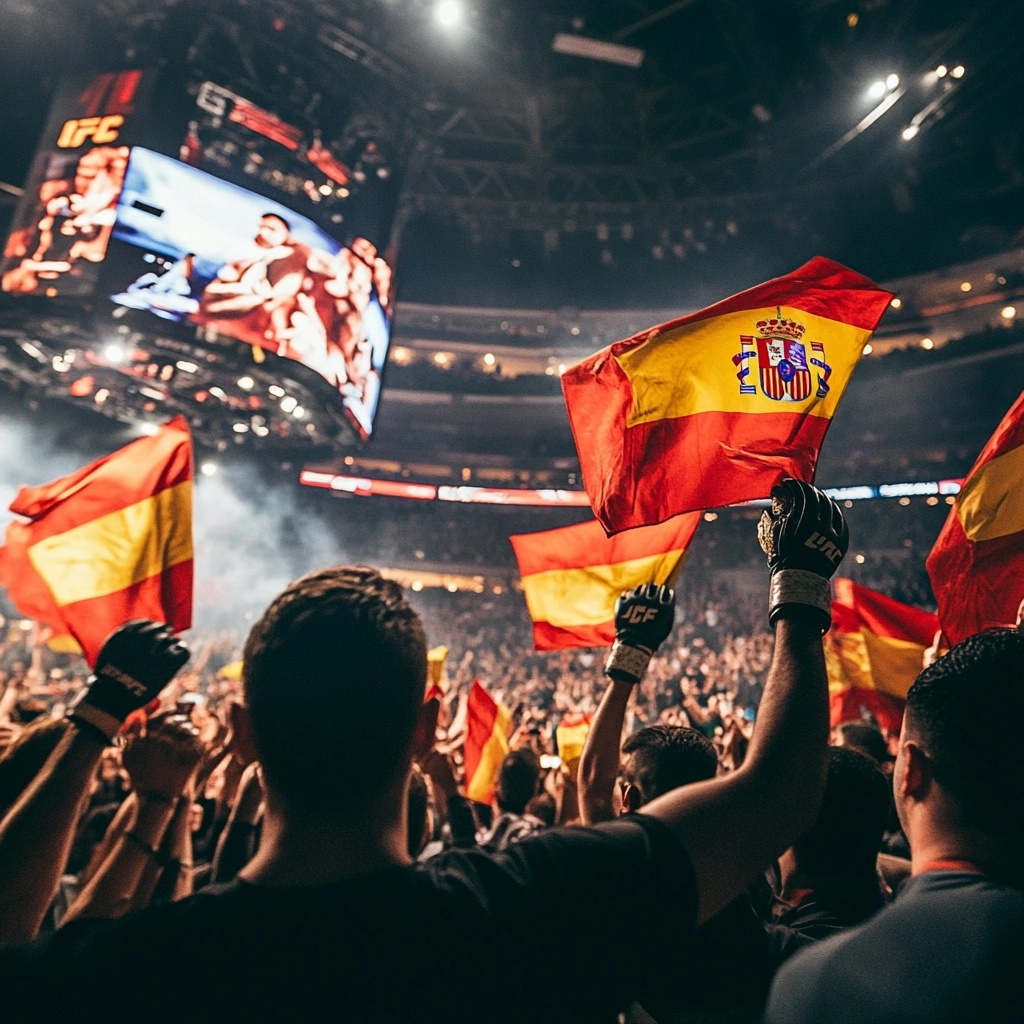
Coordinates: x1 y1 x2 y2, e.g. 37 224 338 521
464 680 512 804
561 257 892 534
511 512 700 650
927 391 1024 645
825 579 939 734
0 416 193 665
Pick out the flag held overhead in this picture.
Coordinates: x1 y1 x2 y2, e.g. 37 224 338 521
927 391 1024 645
0 416 194 666
511 512 699 650
561 257 892 534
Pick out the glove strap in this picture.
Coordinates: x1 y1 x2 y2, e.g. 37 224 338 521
605 642 654 684
769 569 832 632
66 692 122 743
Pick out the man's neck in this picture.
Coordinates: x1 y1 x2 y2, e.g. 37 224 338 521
907 816 1018 878
239 794 411 888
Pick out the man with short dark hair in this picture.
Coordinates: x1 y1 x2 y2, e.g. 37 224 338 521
773 746 890 937
477 748 545 851
619 724 719 811
1 480 851 1024
766 628 1024 1023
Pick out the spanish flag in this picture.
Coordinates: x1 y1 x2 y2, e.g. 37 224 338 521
826 579 938 734
464 680 511 804
510 512 699 650
0 416 193 666
926 391 1024 646
556 712 591 776
561 257 892 534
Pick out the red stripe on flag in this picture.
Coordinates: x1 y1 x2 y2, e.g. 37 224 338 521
830 686 905 735
591 409 831 532
532 619 615 650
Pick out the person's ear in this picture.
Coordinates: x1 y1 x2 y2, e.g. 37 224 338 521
412 697 440 762
621 782 643 813
228 701 259 767
898 740 932 801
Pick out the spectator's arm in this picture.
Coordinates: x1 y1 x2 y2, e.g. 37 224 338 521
645 612 828 924
577 678 633 824
64 718 203 922
79 791 138 887
211 761 263 883
643 480 847 926
0 723 107 942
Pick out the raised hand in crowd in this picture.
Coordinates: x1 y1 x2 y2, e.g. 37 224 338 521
62 714 205 923
0 621 189 943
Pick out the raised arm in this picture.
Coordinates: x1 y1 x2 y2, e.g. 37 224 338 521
0 621 189 942
642 480 847 925
578 585 675 824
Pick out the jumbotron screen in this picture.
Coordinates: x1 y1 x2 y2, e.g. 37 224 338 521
1 71 399 441
102 147 393 437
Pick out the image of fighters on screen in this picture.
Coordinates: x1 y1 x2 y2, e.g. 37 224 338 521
192 212 393 423
1 147 129 296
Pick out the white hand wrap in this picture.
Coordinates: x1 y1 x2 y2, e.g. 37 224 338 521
605 642 654 684
768 569 833 631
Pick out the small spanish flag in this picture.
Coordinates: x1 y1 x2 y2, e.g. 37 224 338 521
826 579 939 734
556 712 591 776
464 680 512 804
510 513 699 650
0 416 193 666
561 257 892 533
926 391 1024 646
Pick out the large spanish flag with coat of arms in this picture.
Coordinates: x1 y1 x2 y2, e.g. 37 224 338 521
0 416 193 665
927 391 1024 646
561 257 892 534
511 512 700 650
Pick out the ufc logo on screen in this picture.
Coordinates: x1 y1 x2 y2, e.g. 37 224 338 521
56 115 125 148
625 606 660 624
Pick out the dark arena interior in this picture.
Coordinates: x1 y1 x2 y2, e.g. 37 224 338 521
0 2 1022 1020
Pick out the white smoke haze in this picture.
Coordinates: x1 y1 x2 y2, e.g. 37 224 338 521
0 412 361 639
192 465 346 632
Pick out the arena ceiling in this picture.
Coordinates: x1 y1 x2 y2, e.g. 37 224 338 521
1 0 1022 308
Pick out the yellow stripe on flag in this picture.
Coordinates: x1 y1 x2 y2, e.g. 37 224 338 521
27 481 193 607
860 632 929 699
956 441 1024 542
521 549 687 628
616 305 872 427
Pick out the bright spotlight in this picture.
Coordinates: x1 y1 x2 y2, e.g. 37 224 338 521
890 297 902 309
237 376 254 390
920 337 934 350
1001 306 1017 320
901 125 919 141
103 344 126 363
200 462 218 476
435 0 462 28
951 65 965 78
886 73 900 90
867 80 887 100
935 65 948 78
863 343 873 355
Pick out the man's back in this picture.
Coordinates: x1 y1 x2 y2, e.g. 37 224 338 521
765 870 1024 1024
1 817 697 1024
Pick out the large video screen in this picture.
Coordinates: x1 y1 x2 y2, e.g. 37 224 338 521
104 147 393 438
1 71 153 297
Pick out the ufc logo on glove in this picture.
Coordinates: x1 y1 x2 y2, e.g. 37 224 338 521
804 532 842 562
624 606 661 625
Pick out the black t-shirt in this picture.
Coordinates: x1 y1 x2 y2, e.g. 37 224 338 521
0 815 697 1024
764 870 1024 1024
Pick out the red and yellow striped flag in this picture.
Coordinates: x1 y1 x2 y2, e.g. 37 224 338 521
0 416 193 665
510 512 700 650
927 391 1024 645
556 712 591 775
561 257 892 533
826 579 938 734
464 680 512 804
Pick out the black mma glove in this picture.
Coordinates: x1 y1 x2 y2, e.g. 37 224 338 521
757 478 848 633
67 620 190 742
605 583 675 685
